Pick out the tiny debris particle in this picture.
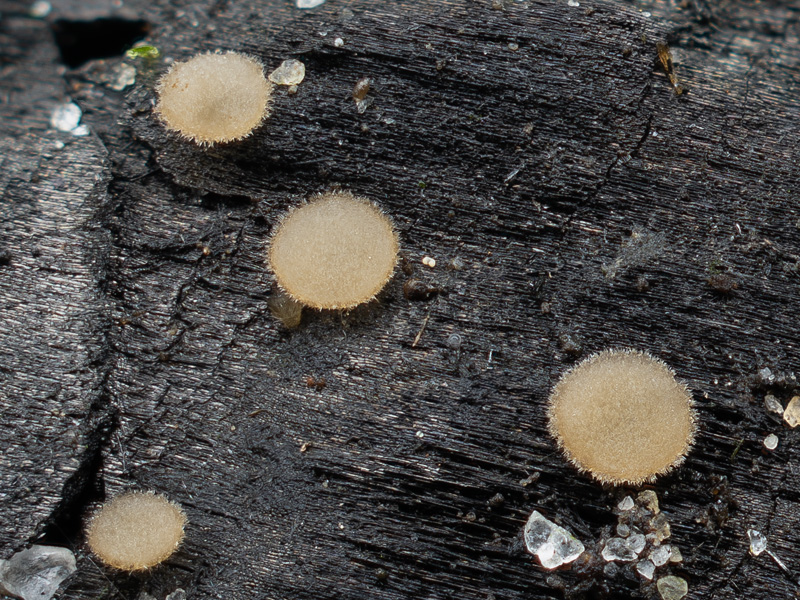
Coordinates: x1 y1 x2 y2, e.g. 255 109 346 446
353 77 371 101
763 433 779 450
296 0 326 7
507 42 519 51
422 256 436 268
269 59 306 86
764 394 784 415
657 575 688 600
707 272 738 293
403 279 438 301
783 396 800 427
268 292 303 328
334 37 344 47
523 511 585 570
448 257 465 270
567 0 580 6
636 559 655 581
747 529 767 556
126 43 160 60
446 333 463 350
487 493 505 508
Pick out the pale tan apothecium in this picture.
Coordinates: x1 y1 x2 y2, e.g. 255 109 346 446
268 192 399 310
156 51 273 145
86 491 187 571
547 349 696 486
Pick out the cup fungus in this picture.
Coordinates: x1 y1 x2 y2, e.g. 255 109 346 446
268 191 399 310
86 491 187 571
155 51 273 145
547 349 696 486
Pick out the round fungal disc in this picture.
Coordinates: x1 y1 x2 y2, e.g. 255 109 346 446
547 349 696 485
156 51 272 145
269 192 399 310
87 491 187 571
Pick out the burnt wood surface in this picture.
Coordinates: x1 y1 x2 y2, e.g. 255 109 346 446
2 0 800 599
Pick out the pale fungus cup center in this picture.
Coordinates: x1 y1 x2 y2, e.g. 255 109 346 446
156 51 273 145
86 491 187 571
269 192 399 310
547 349 696 485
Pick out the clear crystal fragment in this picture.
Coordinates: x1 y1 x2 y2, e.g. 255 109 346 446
748 529 767 556
567 0 580 5
764 394 784 415
29 0 51 17
669 547 683 563
0 545 76 600
618 496 635 511
636 559 655 580
783 396 800 427
657 575 688 600
764 433 779 450
649 512 671 544
50 102 82 132
616 523 630 538
296 0 325 7
628 533 646 555
602 537 643 562
651 544 672 566
523 510 585 569
110 64 137 91
356 98 373 114
638 490 660 513
269 59 306 86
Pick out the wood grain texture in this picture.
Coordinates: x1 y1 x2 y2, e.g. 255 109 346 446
2 0 800 599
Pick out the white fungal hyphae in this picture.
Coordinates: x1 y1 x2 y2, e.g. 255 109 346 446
156 51 273 145
523 510 584 569
547 349 696 485
86 491 186 571
268 192 399 310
